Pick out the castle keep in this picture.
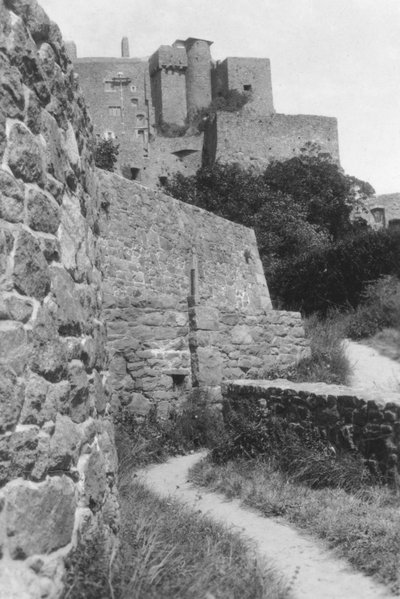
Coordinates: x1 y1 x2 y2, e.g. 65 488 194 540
70 37 340 186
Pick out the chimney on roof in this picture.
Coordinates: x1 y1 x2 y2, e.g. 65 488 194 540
121 37 130 58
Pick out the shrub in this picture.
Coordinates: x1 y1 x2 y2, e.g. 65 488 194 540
62 526 113 599
94 138 119 171
345 275 400 339
260 313 350 385
212 406 379 492
115 398 224 470
156 119 189 138
272 228 400 314
212 89 251 112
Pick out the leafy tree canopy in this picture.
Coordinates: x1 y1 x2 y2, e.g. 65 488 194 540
94 138 119 172
163 150 376 310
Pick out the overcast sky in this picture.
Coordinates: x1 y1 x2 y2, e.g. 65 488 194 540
40 0 400 195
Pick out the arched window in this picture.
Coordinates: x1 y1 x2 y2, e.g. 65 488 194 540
370 207 386 227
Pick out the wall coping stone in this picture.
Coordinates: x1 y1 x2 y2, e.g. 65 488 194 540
224 379 400 407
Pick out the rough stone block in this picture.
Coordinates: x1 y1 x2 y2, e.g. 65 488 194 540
0 227 14 280
125 392 151 416
6 475 76 558
25 89 42 134
230 324 253 345
0 364 24 433
49 266 84 335
30 308 67 381
7 122 45 185
0 320 29 375
26 187 60 234
190 306 219 331
13 229 50 300
41 109 67 184
20 371 49 425
8 425 40 479
68 360 90 423
195 347 223 387
0 61 24 120
48 414 80 471
0 169 24 223
0 294 33 323
83 449 107 511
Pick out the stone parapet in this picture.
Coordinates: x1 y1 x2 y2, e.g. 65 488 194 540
222 380 400 480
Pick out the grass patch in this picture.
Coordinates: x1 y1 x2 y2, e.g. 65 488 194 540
344 276 400 340
115 399 224 470
116 471 290 598
262 312 351 385
189 457 400 594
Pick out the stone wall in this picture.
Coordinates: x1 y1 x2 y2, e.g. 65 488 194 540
188 304 309 386
149 45 188 126
74 57 152 179
213 57 275 115
222 380 400 480
99 171 309 416
364 193 400 229
0 1 118 596
211 111 340 168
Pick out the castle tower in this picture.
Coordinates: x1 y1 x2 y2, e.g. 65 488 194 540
121 36 130 58
184 37 213 118
149 43 188 126
65 40 77 61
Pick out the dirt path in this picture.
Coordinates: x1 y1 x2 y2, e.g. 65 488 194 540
345 339 400 402
138 452 392 599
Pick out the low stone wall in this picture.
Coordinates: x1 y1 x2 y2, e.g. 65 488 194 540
189 303 309 386
222 380 400 479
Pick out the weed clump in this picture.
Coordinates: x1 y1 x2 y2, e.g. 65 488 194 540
114 398 224 470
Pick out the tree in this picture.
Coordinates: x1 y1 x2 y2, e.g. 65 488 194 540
94 138 119 172
263 147 375 240
164 155 376 311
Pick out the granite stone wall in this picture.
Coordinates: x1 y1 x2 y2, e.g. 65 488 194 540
99 171 309 415
222 380 400 480
0 2 118 596
211 111 340 168
188 303 309 386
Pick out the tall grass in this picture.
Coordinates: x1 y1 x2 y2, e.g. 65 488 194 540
116 466 290 599
262 312 351 385
190 458 400 593
344 275 400 340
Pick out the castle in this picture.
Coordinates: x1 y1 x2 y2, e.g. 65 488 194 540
66 37 340 186
1 4 399 597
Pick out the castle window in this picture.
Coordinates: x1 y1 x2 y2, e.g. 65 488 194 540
371 207 386 227
136 113 146 125
131 98 139 106
131 167 140 180
243 84 252 92
103 130 115 140
137 129 145 140
104 80 115 92
108 106 121 117
130 85 137 92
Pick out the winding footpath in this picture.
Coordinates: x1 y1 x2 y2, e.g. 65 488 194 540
138 452 393 599
345 339 400 401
